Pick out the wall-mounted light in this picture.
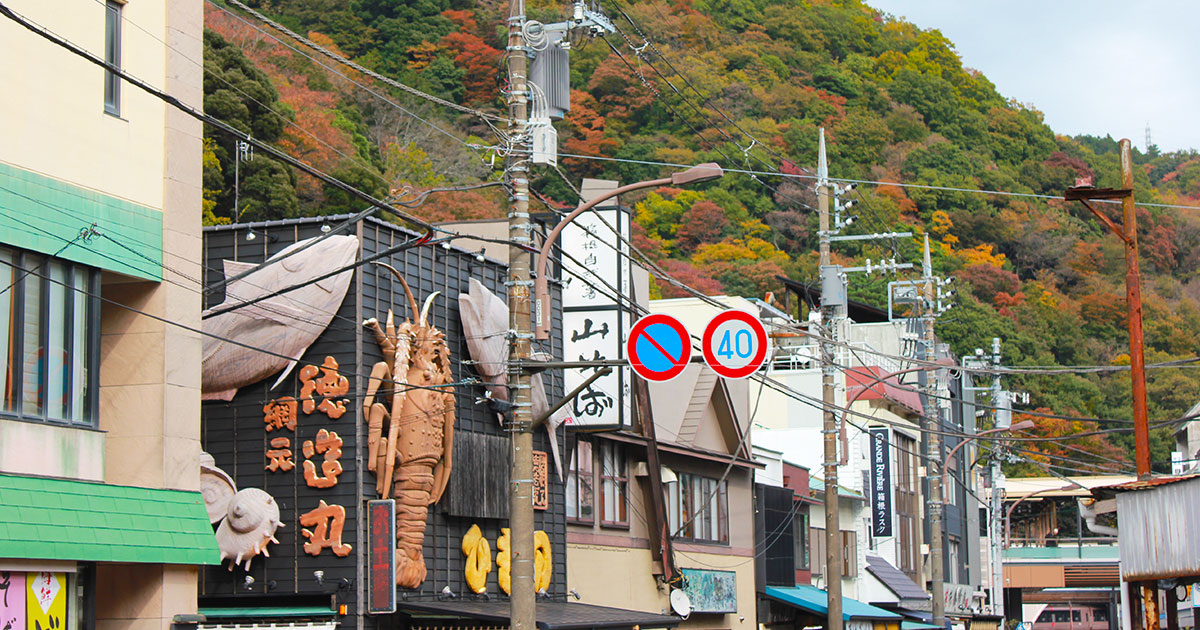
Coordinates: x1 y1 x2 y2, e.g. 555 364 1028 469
314 570 325 585
243 575 255 590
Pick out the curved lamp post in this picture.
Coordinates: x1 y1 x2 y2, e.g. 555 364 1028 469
533 163 723 339
941 420 1035 505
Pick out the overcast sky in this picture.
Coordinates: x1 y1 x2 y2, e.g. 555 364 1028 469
866 1 1200 153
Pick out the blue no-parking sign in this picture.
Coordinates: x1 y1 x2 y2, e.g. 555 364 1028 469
626 313 692 382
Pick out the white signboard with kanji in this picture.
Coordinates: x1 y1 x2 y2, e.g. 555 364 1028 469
561 203 632 428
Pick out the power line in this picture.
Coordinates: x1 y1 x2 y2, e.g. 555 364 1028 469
0 1 441 236
220 0 508 123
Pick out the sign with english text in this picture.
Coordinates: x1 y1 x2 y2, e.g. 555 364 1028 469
562 201 632 428
869 427 894 537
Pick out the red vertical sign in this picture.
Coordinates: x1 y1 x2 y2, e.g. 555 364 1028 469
367 499 396 614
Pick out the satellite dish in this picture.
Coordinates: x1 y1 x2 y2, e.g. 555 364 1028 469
670 589 692 618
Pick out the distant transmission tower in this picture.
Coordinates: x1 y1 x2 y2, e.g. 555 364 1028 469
1145 123 1153 153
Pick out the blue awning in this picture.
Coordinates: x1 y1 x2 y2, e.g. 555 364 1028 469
764 585 903 621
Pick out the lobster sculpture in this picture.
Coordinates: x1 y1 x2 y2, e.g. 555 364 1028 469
363 264 456 589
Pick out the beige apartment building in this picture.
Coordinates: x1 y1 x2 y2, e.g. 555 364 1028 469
0 1 215 628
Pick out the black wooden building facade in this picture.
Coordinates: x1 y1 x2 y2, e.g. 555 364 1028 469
199 215 566 628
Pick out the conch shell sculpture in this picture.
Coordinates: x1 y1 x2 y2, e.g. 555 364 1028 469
201 452 283 571
363 264 456 588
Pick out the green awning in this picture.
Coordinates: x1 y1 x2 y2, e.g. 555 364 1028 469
0 473 219 565
199 607 337 619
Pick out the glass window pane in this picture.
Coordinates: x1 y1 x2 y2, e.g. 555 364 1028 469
0 249 13 412
104 1 121 114
71 270 89 422
579 441 593 520
47 262 68 420
21 255 44 416
567 446 579 518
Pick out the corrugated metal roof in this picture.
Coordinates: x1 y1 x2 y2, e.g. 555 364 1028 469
1103 474 1200 492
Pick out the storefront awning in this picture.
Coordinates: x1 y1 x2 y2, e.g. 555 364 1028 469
398 600 681 630
764 585 903 621
901 621 942 630
0 473 219 565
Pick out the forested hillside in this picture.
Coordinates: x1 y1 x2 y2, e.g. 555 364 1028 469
202 0 1200 474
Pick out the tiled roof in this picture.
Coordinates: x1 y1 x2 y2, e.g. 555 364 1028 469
0 473 219 565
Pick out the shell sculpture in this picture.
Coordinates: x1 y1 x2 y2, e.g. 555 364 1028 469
216 488 284 571
362 264 456 589
201 452 284 571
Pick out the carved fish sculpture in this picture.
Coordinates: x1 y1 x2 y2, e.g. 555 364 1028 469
458 278 569 478
202 235 359 401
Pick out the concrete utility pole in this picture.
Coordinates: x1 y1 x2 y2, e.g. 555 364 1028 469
817 128 843 630
988 338 1007 621
505 0 536 627
921 236 946 628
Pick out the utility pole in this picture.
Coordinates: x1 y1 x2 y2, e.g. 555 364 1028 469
817 128 843 630
921 235 946 628
1064 140 1149 479
505 1 536 628
988 338 1006 621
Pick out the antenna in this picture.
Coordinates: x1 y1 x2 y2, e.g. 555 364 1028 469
1145 123 1152 153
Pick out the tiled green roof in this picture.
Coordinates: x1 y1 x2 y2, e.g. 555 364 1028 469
0 473 219 565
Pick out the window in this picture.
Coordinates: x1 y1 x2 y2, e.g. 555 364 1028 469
793 508 809 570
808 528 856 577
895 432 920 581
1 246 99 426
666 472 728 543
1093 607 1109 622
841 530 857 577
599 441 627 526
566 438 594 523
810 527 825 576
104 0 122 115
1071 610 1081 623
948 537 960 584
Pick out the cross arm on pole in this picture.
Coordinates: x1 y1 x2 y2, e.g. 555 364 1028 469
1065 187 1133 244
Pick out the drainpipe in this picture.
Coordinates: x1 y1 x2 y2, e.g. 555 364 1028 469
1077 498 1118 537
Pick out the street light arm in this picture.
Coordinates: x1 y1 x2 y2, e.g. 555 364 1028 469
533 163 722 339
940 420 1034 506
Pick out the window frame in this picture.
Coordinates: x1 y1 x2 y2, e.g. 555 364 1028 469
104 0 122 116
566 437 595 524
1 246 100 427
793 506 809 571
667 472 729 544
599 440 628 528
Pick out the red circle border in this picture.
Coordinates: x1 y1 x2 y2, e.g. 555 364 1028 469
627 313 692 382
701 310 768 379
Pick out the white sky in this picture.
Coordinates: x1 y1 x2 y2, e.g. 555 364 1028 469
866 1 1200 153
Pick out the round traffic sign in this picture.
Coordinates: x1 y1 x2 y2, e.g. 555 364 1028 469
702 310 769 379
627 313 692 382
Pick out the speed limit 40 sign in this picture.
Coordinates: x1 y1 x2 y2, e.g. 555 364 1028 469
701 309 770 379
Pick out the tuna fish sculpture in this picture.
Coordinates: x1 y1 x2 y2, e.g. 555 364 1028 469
362 263 455 589
202 235 359 401
458 278 569 478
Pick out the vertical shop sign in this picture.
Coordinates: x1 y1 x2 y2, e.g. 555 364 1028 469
0 572 25 630
26 572 66 630
869 427 894 537
561 200 632 428
368 499 396 614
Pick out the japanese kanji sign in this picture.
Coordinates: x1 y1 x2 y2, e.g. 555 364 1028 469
561 198 633 428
